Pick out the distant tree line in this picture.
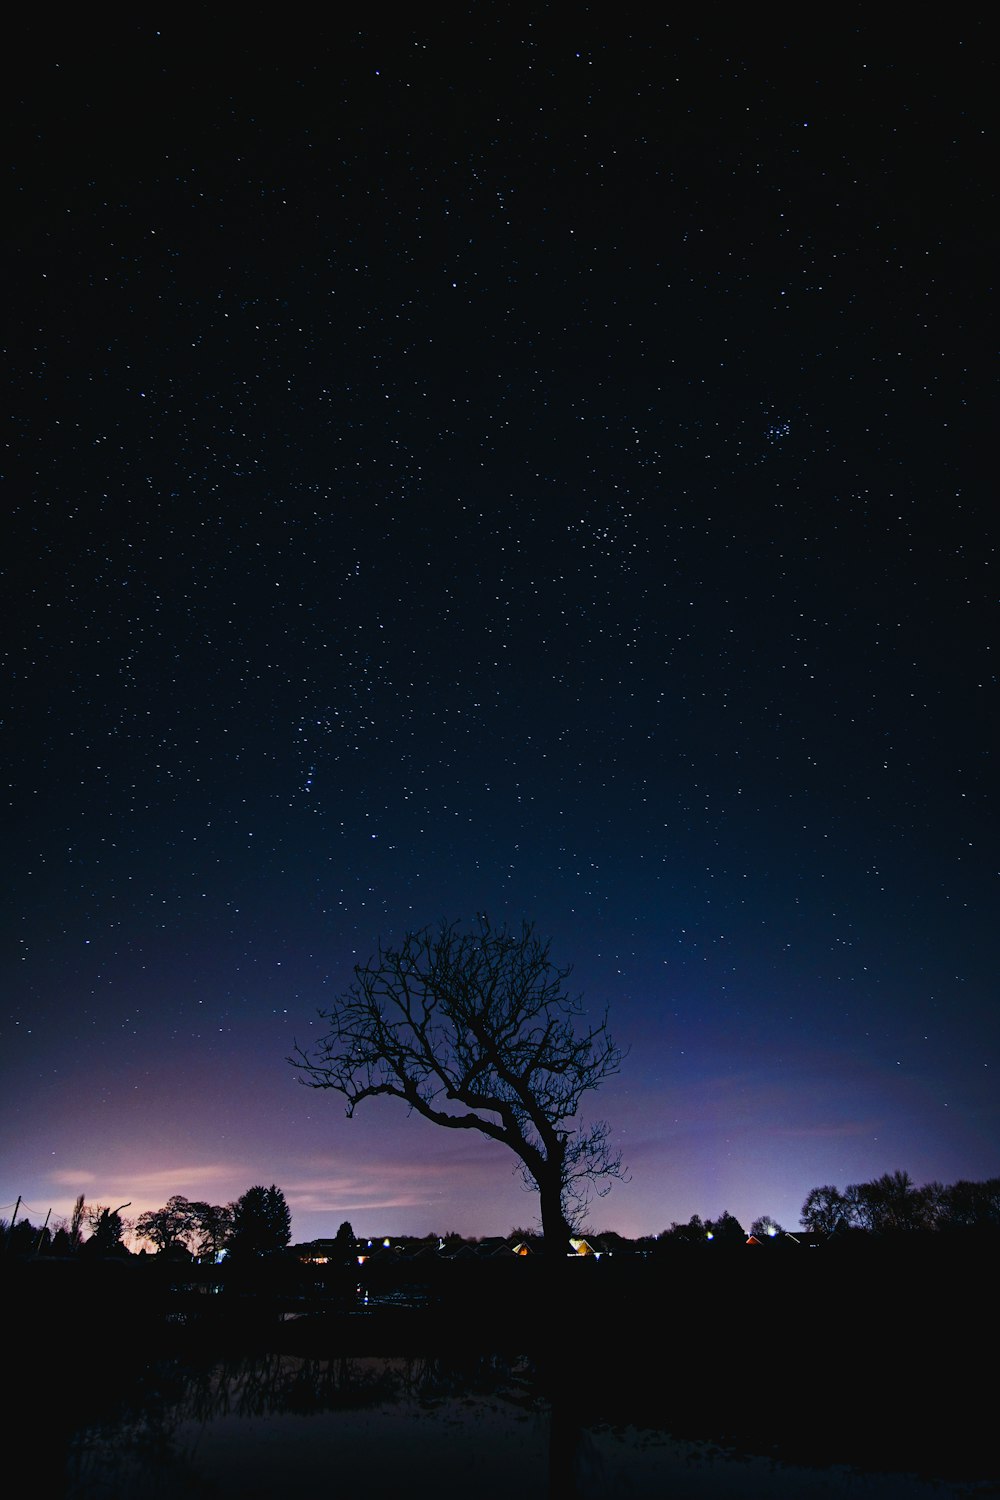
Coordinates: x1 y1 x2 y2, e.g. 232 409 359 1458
633 1174 1000 1250
6 1171 997 1261
799 1171 1000 1235
635 1209 754 1252
2 1185 292 1260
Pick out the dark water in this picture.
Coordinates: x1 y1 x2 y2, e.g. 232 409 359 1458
62 1350 979 1499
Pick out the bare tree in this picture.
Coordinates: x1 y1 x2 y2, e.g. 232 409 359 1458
292 917 626 1255
800 1184 849 1235
846 1170 920 1233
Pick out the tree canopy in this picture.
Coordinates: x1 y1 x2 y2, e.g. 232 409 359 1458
229 1185 292 1257
135 1195 198 1254
189 1200 234 1259
132 1188 288 1257
292 916 626 1253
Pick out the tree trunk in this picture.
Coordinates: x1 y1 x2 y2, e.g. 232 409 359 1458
537 1168 572 1258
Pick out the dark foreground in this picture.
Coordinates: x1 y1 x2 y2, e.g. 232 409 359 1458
8 1243 998 1496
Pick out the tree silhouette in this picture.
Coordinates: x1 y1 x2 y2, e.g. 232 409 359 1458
800 1172 1000 1235
3 1217 49 1257
800 1184 849 1235
846 1170 920 1233
661 1214 709 1246
940 1177 1000 1230
705 1210 746 1244
292 917 626 1254
749 1214 783 1239
331 1220 357 1262
69 1193 86 1253
84 1205 128 1256
229 1185 291 1257
135 1195 198 1254
189 1201 234 1260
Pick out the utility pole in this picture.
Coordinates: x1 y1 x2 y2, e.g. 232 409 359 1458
33 1208 51 1257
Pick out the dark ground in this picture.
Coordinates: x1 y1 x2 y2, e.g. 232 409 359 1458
8 1244 998 1492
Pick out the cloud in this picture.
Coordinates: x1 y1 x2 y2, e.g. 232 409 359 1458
124 1164 242 1191
46 1161 253 1215
286 1156 483 1215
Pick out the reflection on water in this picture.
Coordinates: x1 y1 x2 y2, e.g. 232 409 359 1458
64 1350 974 1499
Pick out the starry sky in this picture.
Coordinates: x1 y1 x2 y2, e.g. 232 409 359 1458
3 16 996 1247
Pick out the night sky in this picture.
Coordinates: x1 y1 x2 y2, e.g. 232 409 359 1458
4 17 995 1247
